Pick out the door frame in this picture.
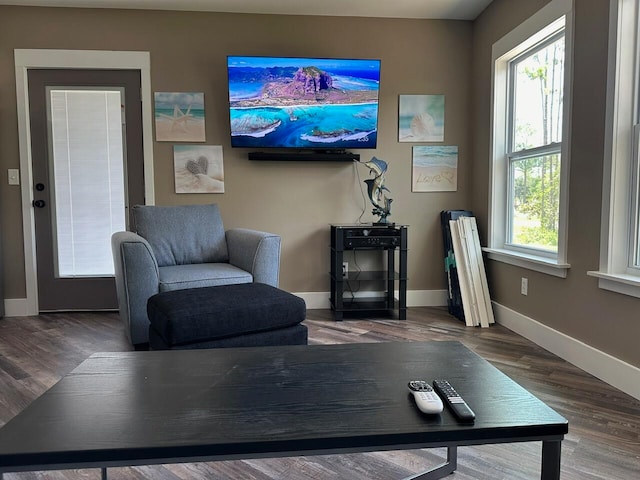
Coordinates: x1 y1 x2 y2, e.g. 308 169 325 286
14 49 155 316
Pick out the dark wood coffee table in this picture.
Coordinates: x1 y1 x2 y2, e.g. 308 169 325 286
0 341 568 479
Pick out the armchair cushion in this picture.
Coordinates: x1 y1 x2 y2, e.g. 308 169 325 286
133 204 228 267
158 263 251 292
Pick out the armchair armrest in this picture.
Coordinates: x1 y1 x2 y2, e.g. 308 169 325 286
226 228 281 287
111 231 160 345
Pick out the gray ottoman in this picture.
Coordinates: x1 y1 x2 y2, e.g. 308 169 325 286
147 283 307 350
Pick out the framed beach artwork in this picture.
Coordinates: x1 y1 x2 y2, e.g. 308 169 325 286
398 94 445 142
155 92 206 142
412 145 458 192
174 145 224 194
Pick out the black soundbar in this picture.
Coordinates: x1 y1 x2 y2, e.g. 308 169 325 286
248 151 360 162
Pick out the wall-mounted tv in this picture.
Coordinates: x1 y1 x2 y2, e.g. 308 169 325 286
227 56 381 150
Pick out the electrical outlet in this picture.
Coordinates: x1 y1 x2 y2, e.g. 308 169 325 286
521 277 528 296
342 261 349 277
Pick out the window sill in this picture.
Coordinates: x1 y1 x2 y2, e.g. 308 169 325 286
586 271 640 299
483 247 570 278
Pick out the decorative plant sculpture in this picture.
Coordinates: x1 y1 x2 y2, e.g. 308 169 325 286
362 156 393 225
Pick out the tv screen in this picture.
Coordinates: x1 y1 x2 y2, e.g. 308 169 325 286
227 56 381 150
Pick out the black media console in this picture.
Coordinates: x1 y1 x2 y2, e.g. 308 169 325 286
330 224 407 321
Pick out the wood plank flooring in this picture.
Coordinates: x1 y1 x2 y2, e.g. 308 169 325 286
0 307 639 479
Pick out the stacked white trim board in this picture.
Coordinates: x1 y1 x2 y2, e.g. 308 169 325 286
449 216 495 328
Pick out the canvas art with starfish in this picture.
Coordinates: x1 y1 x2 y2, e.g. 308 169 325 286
155 92 206 142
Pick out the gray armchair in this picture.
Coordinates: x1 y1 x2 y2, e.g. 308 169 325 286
111 204 281 346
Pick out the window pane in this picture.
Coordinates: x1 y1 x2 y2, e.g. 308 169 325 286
510 153 561 251
49 89 126 277
512 35 565 151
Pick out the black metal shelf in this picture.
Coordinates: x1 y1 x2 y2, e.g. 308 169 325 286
331 297 400 311
330 224 408 321
329 270 405 282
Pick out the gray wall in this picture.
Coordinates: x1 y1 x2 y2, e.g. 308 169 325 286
472 0 640 369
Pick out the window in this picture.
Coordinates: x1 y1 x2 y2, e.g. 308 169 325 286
487 0 572 277
48 88 127 277
588 0 640 298
508 31 564 252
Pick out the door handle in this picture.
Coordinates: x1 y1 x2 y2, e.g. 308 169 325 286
33 199 46 208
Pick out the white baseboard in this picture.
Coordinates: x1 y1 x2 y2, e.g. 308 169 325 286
3 298 31 317
294 289 448 310
493 302 640 401
296 291 331 310
407 289 449 307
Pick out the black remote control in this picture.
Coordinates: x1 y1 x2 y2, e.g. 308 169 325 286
433 379 475 422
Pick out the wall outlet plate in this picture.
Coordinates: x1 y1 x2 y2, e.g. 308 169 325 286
8 169 19 186
342 262 348 277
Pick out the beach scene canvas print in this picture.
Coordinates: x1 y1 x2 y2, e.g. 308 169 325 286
155 92 206 142
399 94 445 142
174 145 224 194
412 145 458 192
227 56 381 149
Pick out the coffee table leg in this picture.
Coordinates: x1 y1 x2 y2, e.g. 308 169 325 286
403 446 457 480
541 440 562 479
101 467 108 479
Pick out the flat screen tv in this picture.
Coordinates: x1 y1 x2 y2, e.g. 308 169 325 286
227 56 381 150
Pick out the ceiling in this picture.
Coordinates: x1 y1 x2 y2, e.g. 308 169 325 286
0 0 494 20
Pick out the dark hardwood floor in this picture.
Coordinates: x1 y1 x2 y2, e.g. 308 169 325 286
0 307 639 479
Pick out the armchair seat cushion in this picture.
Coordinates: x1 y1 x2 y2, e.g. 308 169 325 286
159 263 252 292
147 283 307 349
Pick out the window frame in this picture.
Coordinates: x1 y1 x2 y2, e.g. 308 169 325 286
14 49 154 316
632 125 640 270
486 0 573 278
588 0 640 298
